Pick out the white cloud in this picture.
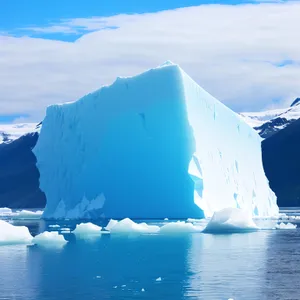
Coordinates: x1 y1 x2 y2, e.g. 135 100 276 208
1 2 300 122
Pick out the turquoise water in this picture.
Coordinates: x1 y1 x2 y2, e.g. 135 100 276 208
0 215 299 300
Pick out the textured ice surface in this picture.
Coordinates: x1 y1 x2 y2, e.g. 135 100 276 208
72 222 102 235
275 222 297 230
0 220 33 245
34 62 278 219
32 231 67 246
203 208 259 233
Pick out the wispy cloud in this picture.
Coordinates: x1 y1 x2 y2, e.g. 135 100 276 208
1 2 300 122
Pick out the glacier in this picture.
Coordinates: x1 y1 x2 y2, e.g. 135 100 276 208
33 62 278 219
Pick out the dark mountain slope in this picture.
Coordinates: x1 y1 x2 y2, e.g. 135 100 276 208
0 132 46 208
262 118 300 207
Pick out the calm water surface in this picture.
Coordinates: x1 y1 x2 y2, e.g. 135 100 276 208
0 213 299 300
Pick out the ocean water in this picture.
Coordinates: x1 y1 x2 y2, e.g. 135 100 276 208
0 212 300 300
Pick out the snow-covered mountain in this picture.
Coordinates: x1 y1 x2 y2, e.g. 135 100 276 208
0 123 41 144
240 98 300 139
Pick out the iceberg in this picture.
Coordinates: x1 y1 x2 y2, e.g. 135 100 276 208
32 231 68 246
203 208 259 233
0 220 33 245
34 62 278 219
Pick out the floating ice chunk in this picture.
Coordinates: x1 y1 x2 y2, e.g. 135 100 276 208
160 221 200 233
11 210 43 219
186 218 201 223
164 218 169 221
203 208 258 234
105 219 118 231
72 222 102 235
60 228 71 231
156 277 162 282
0 207 12 216
49 224 60 228
109 218 160 234
0 220 33 245
275 222 297 229
32 231 67 246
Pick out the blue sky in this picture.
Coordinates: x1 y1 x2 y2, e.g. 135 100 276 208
0 0 299 123
2 0 259 41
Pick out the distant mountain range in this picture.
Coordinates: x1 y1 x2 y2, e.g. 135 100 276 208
240 98 300 139
1 98 300 210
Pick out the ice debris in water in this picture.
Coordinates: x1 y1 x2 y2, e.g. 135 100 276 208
275 222 297 229
156 277 162 282
11 210 43 219
108 218 160 234
164 218 169 221
0 220 33 245
0 207 12 216
160 221 202 233
72 222 102 235
32 231 68 246
203 207 258 233
49 224 60 228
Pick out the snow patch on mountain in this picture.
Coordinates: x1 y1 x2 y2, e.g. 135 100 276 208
0 123 40 144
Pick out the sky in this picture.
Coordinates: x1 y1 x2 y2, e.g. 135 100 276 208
0 0 300 123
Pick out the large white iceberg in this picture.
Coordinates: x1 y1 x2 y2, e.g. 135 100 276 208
0 220 33 245
33 62 278 219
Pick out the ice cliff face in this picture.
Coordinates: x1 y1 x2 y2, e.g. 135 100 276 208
33 62 278 219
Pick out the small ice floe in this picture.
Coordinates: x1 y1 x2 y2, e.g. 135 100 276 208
164 218 169 221
60 228 71 231
186 218 201 223
72 222 102 236
11 210 43 220
275 222 297 230
49 224 60 228
160 221 201 233
107 218 160 234
141 288 145 292
0 220 33 245
96 276 101 279
0 207 12 217
32 231 68 246
156 277 162 282
203 208 258 234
